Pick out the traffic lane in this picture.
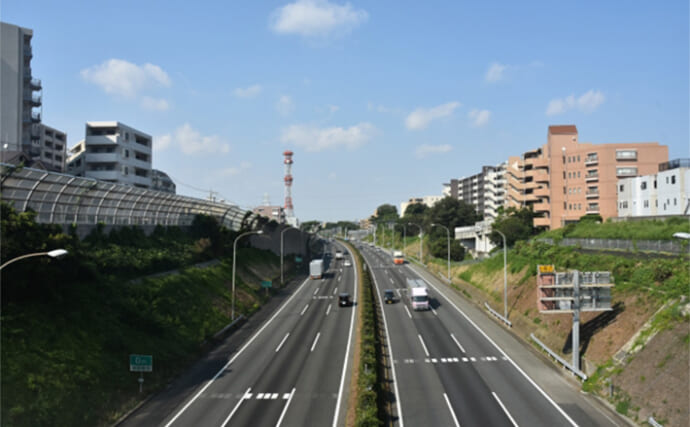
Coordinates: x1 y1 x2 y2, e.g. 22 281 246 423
364 253 457 427
408 263 617 427
284 264 357 427
227 273 343 426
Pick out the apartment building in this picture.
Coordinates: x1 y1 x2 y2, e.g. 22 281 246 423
443 163 506 220
1 22 67 172
151 169 176 194
253 205 285 223
617 159 689 217
505 125 668 229
400 195 443 216
67 122 153 188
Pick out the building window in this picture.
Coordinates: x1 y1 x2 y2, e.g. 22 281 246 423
616 149 638 161
655 200 658 207
616 167 638 177
577 155 580 162
671 175 676 184
125 149 129 158
577 171 581 178
644 200 649 208
619 184 624 192
578 203 581 210
563 171 566 179
641 182 647 190
564 202 567 209
564 186 567 194
674 198 677 206
654 180 657 189
666 176 669 184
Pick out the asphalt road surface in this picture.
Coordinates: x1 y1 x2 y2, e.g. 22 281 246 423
124 240 357 427
359 243 624 427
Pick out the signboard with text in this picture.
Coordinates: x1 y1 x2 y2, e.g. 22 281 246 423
129 354 153 372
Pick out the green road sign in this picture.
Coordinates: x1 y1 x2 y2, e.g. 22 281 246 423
261 280 272 288
129 354 153 372
295 256 303 263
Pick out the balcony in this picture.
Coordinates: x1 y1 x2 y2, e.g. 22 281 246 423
85 135 118 145
531 157 548 168
87 170 120 181
86 152 120 163
534 169 549 183
616 167 638 177
586 189 599 199
585 154 598 166
616 150 637 161
533 202 550 213
534 186 549 197
585 172 599 182
586 204 600 214
534 217 551 227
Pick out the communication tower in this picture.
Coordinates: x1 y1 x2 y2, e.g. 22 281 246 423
283 151 294 218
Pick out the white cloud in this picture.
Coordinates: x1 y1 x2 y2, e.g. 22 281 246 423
546 90 605 116
405 101 461 130
234 84 263 98
468 109 491 127
280 122 375 152
276 95 295 115
270 0 368 37
80 59 171 98
140 96 170 111
415 144 452 158
154 134 172 152
175 123 230 155
485 63 506 83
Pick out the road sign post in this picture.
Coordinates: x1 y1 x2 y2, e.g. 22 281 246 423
261 280 272 296
130 354 153 393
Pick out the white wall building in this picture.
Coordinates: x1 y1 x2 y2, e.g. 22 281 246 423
400 195 443 216
443 162 507 220
617 159 690 217
67 122 152 188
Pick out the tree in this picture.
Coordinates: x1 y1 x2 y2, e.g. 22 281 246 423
429 235 465 261
400 203 429 231
371 204 398 223
490 207 535 247
427 197 481 236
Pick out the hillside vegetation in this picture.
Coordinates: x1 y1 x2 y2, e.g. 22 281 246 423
1 204 281 426
417 217 689 426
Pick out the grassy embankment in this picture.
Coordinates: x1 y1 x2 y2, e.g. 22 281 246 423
2 238 282 427
413 218 689 425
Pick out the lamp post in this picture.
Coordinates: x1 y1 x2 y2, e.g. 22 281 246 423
407 222 423 261
0 249 68 271
493 228 509 319
281 226 298 287
232 230 263 320
431 223 451 281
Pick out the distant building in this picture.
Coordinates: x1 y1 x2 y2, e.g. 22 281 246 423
151 169 176 194
505 125 668 229
67 122 153 188
400 195 443 216
617 159 689 217
1 22 67 172
253 205 285 223
443 163 506 221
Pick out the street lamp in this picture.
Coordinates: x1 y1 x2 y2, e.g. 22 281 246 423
281 226 298 287
232 230 263 320
407 222 423 261
493 228 509 320
0 248 68 271
431 223 451 281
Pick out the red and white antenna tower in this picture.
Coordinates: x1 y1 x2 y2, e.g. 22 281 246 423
283 150 294 218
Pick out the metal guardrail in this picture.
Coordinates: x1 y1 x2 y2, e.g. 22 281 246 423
536 237 685 254
484 302 512 327
530 333 587 380
647 416 663 427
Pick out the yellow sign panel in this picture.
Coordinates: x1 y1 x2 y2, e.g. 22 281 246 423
538 265 554 273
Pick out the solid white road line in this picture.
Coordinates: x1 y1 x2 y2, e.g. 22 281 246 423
164 277 312 427
332 244 358 427
313 288 319 295
443 393 461 427
367 254 404 426
492 392 519 426
418 334 430 358
404 306 412 319
450 333 466 353
333 287 338 295
412 269 579 427
300 304 309 316
220 387 251 427
310 332 321 352
275 388 296 427
275 333 290 353
326 304 332 316
431 307 438 316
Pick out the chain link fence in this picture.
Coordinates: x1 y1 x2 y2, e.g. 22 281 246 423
536 237 685 254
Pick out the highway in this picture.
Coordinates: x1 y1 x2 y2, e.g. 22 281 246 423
136 240 357 427
359 244 621 427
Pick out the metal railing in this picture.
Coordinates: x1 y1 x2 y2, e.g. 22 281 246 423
536 237 685 254
530 334 587 380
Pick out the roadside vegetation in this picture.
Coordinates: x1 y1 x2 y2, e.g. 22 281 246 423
1 203 280 426
540 215 689 241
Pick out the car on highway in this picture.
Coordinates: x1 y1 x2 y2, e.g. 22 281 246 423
338 293 351 307
344 260 352 267
384 289 395 304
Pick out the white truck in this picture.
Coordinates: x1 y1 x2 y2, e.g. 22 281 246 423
310 259 324 279
407 278 429 310
335 250 343 260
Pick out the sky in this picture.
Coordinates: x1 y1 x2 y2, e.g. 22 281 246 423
2 0 688 222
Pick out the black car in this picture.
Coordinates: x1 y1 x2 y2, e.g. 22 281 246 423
339 293 351 307
384 289 395 304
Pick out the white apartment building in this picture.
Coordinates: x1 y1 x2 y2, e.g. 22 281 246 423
443 162 507 220
617 159 689 217
400 195 443 216
1 22 67 172
67 122 152 188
